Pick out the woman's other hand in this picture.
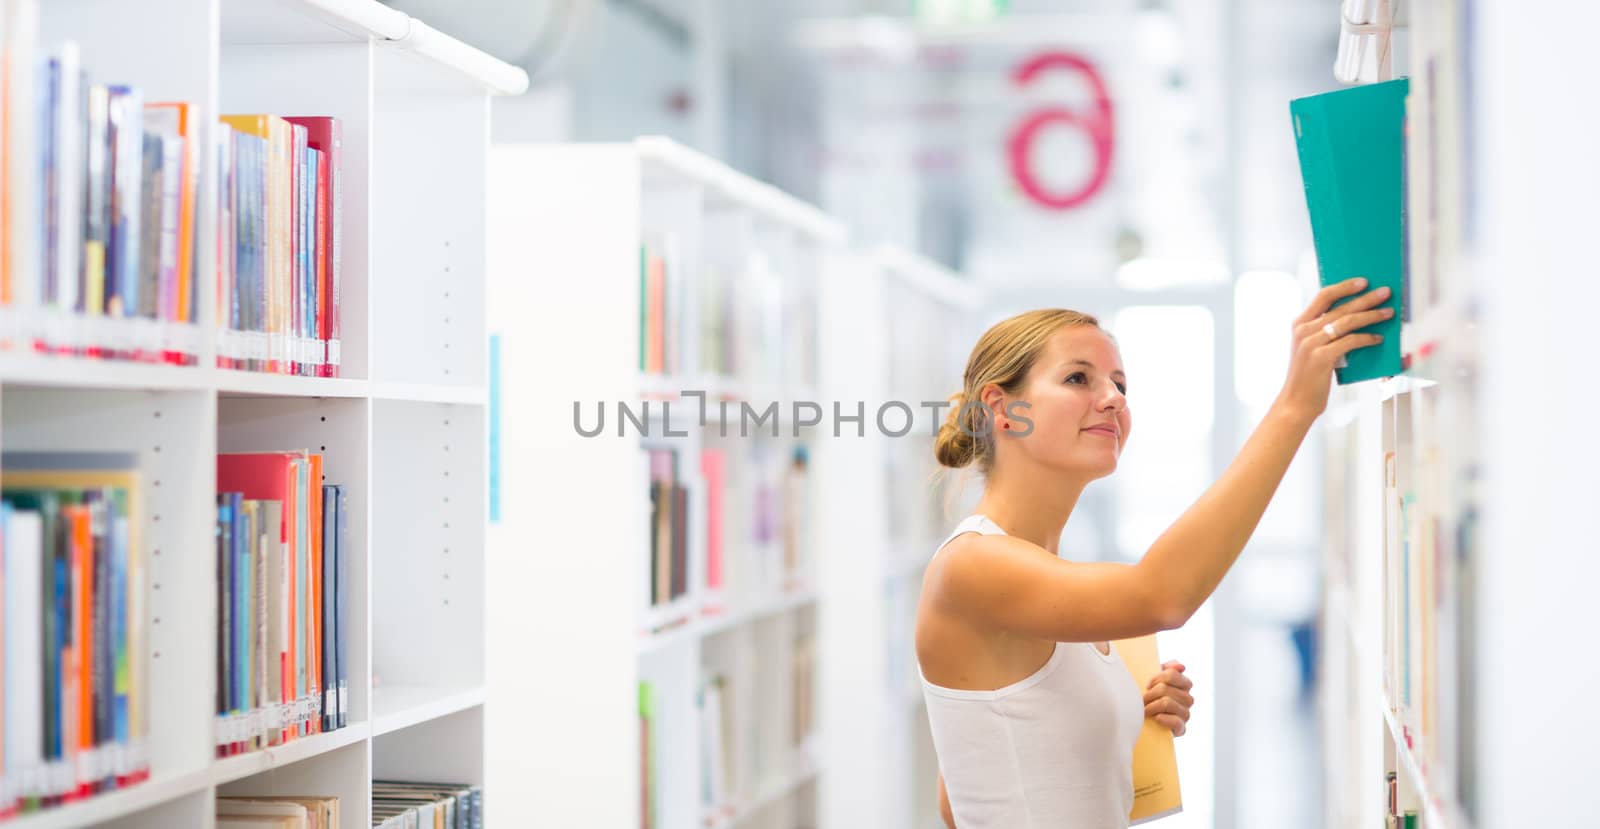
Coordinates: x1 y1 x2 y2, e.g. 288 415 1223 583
1144 660 1195 737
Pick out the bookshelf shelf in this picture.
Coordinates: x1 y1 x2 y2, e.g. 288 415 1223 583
638 588 821 655
0 1 513 825
0 354 213 392
214 371 371 399
369 380 487 406
371 684 487 737
210 723 372 788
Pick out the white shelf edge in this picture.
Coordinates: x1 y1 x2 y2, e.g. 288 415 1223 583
224 0 528 95
283 0 411 40
634 137 848 245
370 380 488 406
0 353 213 392
372 685 488 737
211 722 372 787
4 768 213 828
638 589 819 656
1377 375 1440 401
215 371 370 398
698 588 819 639
1382 701 1471 829
391 19 530 96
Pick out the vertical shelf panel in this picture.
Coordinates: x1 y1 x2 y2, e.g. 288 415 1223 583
484 144 643 828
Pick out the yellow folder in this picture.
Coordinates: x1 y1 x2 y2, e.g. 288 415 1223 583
1112 635 1184 825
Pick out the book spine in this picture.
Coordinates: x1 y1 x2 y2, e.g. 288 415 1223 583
314 147 329 377
216 496 232 754
335 485 348 729
328 120 342 377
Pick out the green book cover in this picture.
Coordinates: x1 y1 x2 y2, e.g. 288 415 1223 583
1289 78 1408 384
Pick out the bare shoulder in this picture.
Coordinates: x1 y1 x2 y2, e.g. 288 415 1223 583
923 531 1053 613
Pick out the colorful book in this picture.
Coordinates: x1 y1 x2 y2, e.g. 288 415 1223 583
284 116 341 377
1288 78 1409 384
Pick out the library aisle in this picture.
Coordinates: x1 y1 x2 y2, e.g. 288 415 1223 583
3 1 1598 828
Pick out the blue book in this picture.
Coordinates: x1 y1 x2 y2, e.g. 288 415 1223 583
334 485 348 729
106 86 144 320
321 484 337 732
111 496 130 753
1289 78 1409 384
217 495 233 721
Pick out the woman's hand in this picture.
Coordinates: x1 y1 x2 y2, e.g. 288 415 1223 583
1144 660 1194 737
1277 276 1394 422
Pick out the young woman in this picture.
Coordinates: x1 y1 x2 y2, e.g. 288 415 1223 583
917 276 1391 828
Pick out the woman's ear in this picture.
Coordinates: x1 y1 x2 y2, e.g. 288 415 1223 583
978 383 1009 431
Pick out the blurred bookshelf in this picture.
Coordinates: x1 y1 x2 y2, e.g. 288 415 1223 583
1316 2 1479 828
486 137 844 829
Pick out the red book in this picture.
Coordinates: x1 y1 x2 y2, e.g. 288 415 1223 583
284 117 341 378
701 449 725 598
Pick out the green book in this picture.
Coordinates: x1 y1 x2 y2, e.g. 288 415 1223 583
639 680 657 828
1289 78 1408 384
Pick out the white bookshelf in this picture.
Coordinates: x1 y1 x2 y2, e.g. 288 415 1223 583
815 245 983 829
1317 2 1481 828
485 138 845 829
0 0 524 826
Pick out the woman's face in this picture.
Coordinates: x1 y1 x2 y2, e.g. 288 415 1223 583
996 325 1132 479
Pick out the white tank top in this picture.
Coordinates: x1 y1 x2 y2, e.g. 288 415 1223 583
919 515 1144 828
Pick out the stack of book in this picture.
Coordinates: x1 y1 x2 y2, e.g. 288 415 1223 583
639 234 684 376
216 795 338 828
215 452 349 756
0 452 151 816
372 780 482 829
216 115 343 377
643 447 690 611
0 36 203 365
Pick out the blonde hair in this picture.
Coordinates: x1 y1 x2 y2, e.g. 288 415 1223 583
934 308 1103 475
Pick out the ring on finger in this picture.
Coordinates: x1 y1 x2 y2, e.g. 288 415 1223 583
1322 321 1339 341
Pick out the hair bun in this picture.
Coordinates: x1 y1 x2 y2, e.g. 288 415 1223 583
934 392 979 469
